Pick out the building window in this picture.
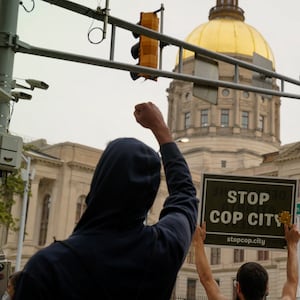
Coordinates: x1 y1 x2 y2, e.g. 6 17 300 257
234 249 244 263
184 112 191 129
257 250 269 261
201 109 209 127
75 195 86 225
222 88 230 97
186 278 196 300
221 160 227 168
258 115 264 131
243 91 250 98
241 111 249 129
221 109 229 127
185 247 195 264
38 194 51 246
185 92 191 101
211 247 221 265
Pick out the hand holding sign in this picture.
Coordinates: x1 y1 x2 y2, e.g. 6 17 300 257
201 173 297 250
278 211 292 226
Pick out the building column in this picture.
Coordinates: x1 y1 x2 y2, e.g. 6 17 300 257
269 97 275 137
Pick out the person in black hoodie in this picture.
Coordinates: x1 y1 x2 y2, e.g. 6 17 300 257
14 101 199 300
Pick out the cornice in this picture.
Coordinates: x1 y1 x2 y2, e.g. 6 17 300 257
181 146 261 157
275 142 300 162
67 161 95 172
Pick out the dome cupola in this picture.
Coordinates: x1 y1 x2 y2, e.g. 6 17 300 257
181 0 275 67
209 0 245 21
169 0 281 174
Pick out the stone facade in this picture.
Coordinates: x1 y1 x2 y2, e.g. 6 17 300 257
1 132 299 300
2 141 102 265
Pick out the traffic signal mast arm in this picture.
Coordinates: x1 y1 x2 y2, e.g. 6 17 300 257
15 0 300 100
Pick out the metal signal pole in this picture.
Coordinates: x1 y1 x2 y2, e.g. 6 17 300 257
0 0 19 130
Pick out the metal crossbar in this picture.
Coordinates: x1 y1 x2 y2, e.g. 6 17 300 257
15 0 299 100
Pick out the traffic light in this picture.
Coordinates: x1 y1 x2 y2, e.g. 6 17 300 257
130 12 159 81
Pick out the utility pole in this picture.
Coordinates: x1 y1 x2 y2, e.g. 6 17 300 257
0 0 19 129
0 0 23 172
0 1 23 279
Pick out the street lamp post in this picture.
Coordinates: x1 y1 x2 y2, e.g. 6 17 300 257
15 155 31 271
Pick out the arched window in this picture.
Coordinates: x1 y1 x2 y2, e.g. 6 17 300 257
75 195 86 225
38 194 51 246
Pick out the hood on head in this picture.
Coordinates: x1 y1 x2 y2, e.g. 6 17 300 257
74 138 161 232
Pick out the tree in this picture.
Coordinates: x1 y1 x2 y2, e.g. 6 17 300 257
0 170 25 231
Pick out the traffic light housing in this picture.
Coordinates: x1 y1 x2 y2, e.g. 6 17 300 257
130 12 159 81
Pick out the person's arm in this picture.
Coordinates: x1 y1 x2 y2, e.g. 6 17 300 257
193 223 227 300
134 101 198 255
281 223 300 300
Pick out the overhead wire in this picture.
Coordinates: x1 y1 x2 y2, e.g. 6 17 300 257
20 0 35 13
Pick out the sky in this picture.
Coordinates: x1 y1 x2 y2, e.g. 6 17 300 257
9 0 300 151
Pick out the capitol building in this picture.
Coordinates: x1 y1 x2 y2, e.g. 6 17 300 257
1 1 300 299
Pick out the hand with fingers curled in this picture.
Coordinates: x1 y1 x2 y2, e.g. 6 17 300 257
134 101 172 145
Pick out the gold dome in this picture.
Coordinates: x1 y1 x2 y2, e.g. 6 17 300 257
180 2 275 68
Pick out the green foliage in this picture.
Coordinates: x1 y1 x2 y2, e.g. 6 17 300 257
0 170 24 230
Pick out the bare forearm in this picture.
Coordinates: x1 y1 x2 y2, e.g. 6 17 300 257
283 243 299 298
195 242 225 300
282 224 300 299
287 244 298 284
193 225 227 300
195 242 213 283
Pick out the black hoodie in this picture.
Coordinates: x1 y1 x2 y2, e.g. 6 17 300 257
15 138 198 300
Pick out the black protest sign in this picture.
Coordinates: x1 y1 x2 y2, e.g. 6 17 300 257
200 173 297 250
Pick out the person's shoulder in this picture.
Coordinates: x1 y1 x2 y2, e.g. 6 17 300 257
24 240 66 268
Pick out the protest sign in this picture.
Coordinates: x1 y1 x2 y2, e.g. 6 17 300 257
200 173 297 249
